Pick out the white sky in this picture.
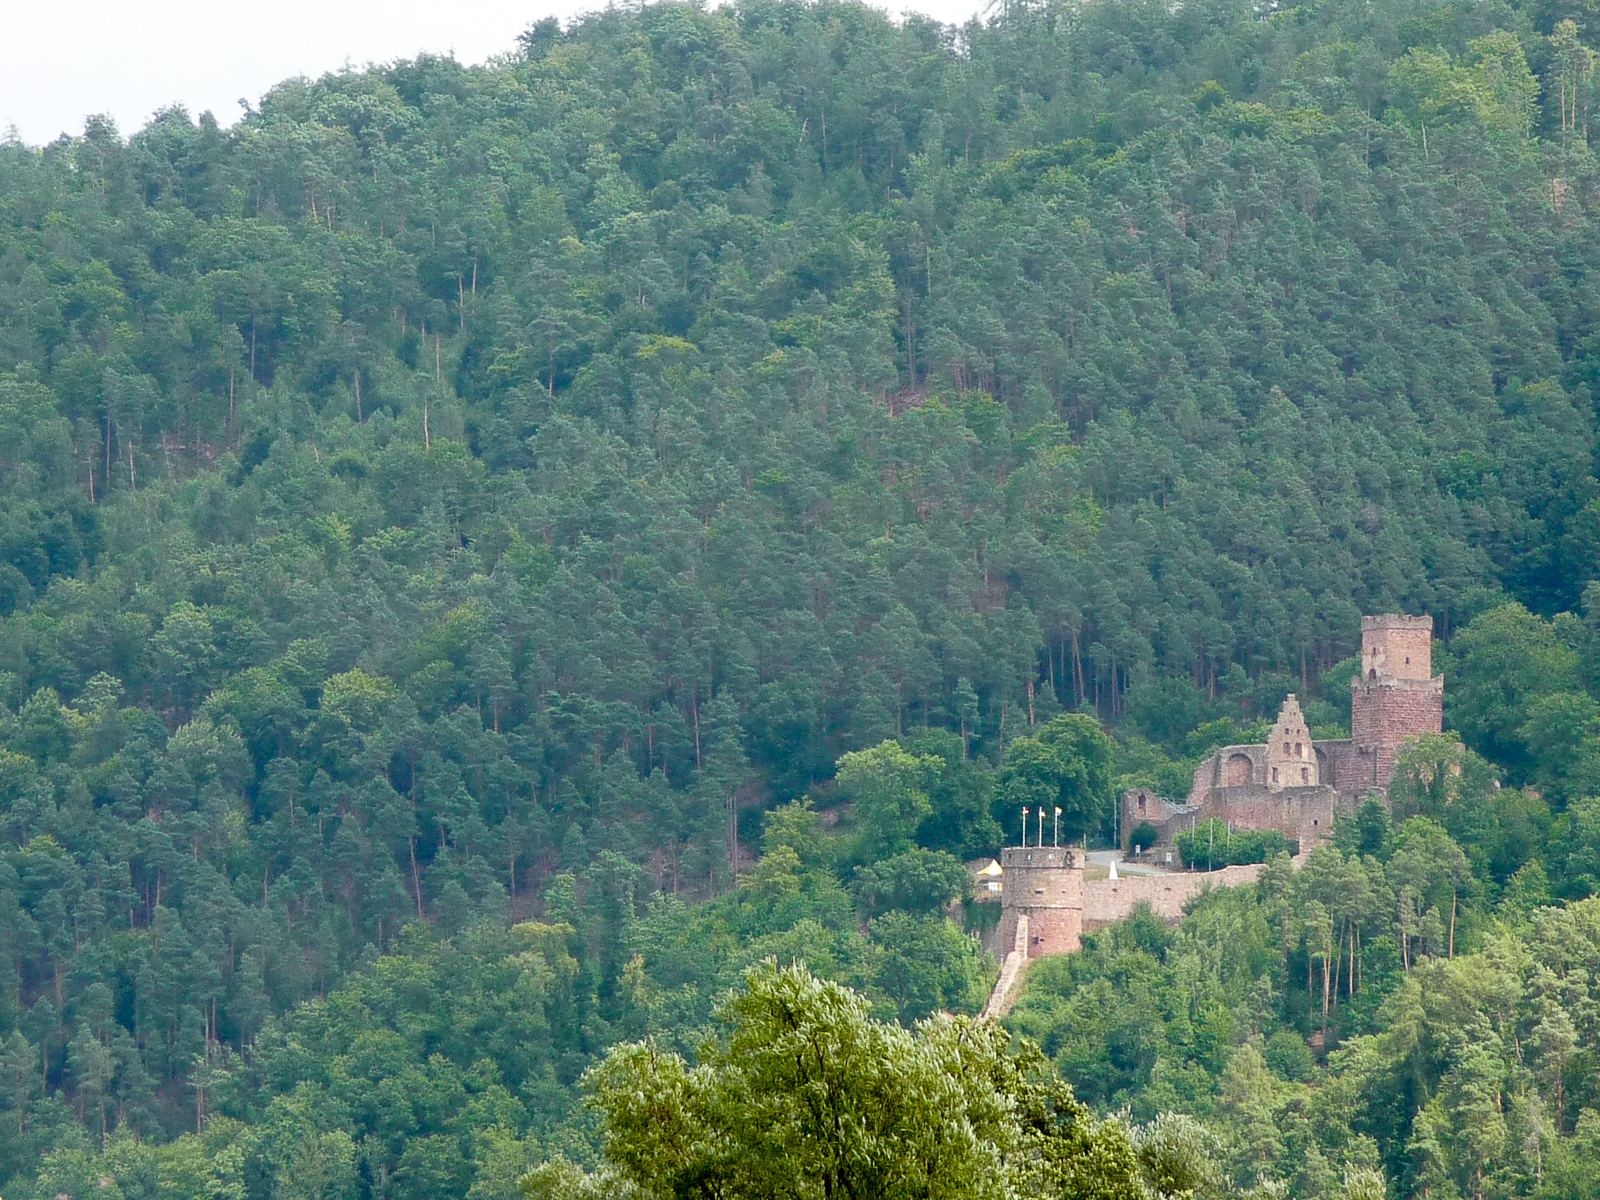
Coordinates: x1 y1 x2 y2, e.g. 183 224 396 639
2 0 985 147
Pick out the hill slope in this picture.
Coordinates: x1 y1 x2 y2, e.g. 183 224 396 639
2 0 1600 1196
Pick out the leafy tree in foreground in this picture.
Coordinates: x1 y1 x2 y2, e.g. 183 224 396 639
536 960 1206 1200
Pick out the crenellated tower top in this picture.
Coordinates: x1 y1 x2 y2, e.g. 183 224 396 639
1351 614 1443 792
1360 614 1434 682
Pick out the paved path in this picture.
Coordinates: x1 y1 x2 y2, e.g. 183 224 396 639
1086 849 1165 876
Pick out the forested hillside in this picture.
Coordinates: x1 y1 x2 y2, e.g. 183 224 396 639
3 0 1600 1195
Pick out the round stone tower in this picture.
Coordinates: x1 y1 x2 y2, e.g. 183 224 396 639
996 845 1084 959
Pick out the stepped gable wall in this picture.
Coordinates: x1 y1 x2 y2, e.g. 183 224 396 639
1264 694 1317 789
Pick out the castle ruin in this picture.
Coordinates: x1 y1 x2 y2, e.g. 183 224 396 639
1119 614 1442 854
983 614 1442 1016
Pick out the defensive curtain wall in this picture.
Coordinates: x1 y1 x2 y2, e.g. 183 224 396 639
982 844 1273 1016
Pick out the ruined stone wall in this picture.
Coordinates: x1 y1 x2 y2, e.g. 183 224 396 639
1182 686 1441 812
1126 781 1336 851
1203 784 1337 846
996 846 1084 958
1320 740 1378 798
1190 745 1268 802
1083 863 1268 928
1120 788 1194 850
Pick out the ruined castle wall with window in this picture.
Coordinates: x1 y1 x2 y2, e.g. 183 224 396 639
1119 615 1444 853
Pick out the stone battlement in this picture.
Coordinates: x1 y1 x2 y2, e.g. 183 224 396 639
982 846 1276 1014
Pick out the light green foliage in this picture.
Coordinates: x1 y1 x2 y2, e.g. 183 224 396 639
900 728 1003 859
575 960 1155 1200
1389 35 1540 140
1387 734 1549 889
1134 1112 1223 1200
761 800 831 869
1443 605 1583 780
836 740 942 859
519 1159 645 1200
587 963 1016 1199
998 714 1113 840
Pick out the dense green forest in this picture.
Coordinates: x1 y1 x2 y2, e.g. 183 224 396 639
3 0 1600 1194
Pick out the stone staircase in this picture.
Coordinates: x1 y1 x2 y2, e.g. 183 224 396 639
981 913 1029 1019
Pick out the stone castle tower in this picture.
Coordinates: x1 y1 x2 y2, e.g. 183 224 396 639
994 845 1083 960
1350 614 1443 790
1118 614 1443 855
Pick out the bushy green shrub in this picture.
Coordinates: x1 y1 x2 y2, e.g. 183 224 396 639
1175 819 1296 869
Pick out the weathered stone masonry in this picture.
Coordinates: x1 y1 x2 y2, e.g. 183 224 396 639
1119 614 1443 853
994 846 1084 960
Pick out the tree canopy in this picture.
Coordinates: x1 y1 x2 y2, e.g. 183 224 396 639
0 0 1599 1195
552 959 1197 1200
